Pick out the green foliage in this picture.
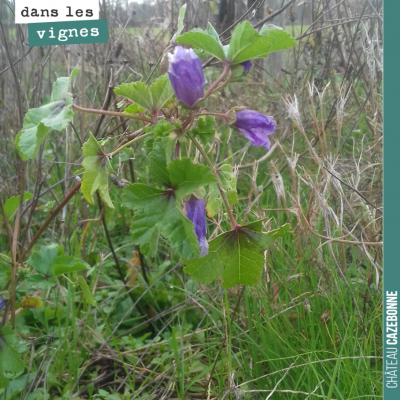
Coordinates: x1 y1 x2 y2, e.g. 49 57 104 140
115 74 174 112
26 244 88 289
123 103 144 114
2 192 33 221
176 21 296 65
168 157 216 199
15 68 78 160
149 137 172 186
184 222 291 288
228 21 297 64
0 326 25 388
77 275 96 306
53 256 89 276
190 115 216 145
206 165 238 217
122 157 215 259
82 134 114 208
176 23 225 61
171 4 187 43
123 184 199 259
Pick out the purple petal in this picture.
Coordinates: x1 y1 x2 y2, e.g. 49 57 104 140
241 60 252 72
168 46 206 107
234 110 276 150
185 196 209 257
0 295 6 311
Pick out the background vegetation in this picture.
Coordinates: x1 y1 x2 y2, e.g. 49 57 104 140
0 0 383 399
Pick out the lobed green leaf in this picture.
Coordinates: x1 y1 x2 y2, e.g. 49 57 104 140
184 223 291 288
81 134 114 208
15 68 78 160
228 21 296 64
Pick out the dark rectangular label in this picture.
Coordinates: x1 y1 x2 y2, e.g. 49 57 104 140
28 19 108 46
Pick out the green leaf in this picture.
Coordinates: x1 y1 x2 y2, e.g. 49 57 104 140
26 274 55 290
171 4 187 42
168 158 216 199
228 21 296 64
15 69 78 160
119 147 135 161
184 223 290 288
53 256 89 276
206 165 237 218
26 244 61 276
0 325 25 388
25 244 62 289
149 137 171 187
115 75 174 112
82 134 114 208
130 210 160 257
3 192 33 221
150 75 175 110
191 115 216 145
153 119 175 138
176 24 226 61
122 184 200 259
123 103 144 114
77 275 96 306
115 81 152 111
51 67 78 101
162 203 200 261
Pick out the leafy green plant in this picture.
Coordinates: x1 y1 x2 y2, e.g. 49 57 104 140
0 5 300 394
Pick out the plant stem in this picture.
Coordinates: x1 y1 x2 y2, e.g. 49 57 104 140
20 182 82 261
72 103 153 124
110 131 154 157
195 111 227 120
187 132 237 229
204 62 231 99
201 286 245 400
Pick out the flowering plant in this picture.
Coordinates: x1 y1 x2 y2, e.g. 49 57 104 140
14 6 296 289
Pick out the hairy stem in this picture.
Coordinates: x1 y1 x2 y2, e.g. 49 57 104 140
187 132 237 229
72 103 153 124
110 131 154 157
20 182 82 261
204 62 231 99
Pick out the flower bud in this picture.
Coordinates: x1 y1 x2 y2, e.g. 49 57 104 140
241 61 252 72
0 295 6 311
168 46 206 108
233 110 276 150
185 195 209 257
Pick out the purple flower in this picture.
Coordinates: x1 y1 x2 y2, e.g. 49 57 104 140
241 61 252 72
185 196 209 257
0 295 6 311
234 110 276 150
168 46 206 107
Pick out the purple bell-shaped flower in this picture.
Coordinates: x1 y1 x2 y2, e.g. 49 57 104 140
234 110 276 150
241 61 252 72
0 295 6 311
185 195 209 257
168 46 206 107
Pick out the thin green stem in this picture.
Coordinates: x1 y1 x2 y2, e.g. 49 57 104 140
187 132 237 229
195 111 227 120
72 103 153 124
110 131 154 157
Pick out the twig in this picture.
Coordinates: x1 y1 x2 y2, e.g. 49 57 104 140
299 206 382 247
266 358 298 399
322 165 382 214
201 286 245 400
187 132 237 228
72 103 153 124
239 356 382 386
20 182 82 261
